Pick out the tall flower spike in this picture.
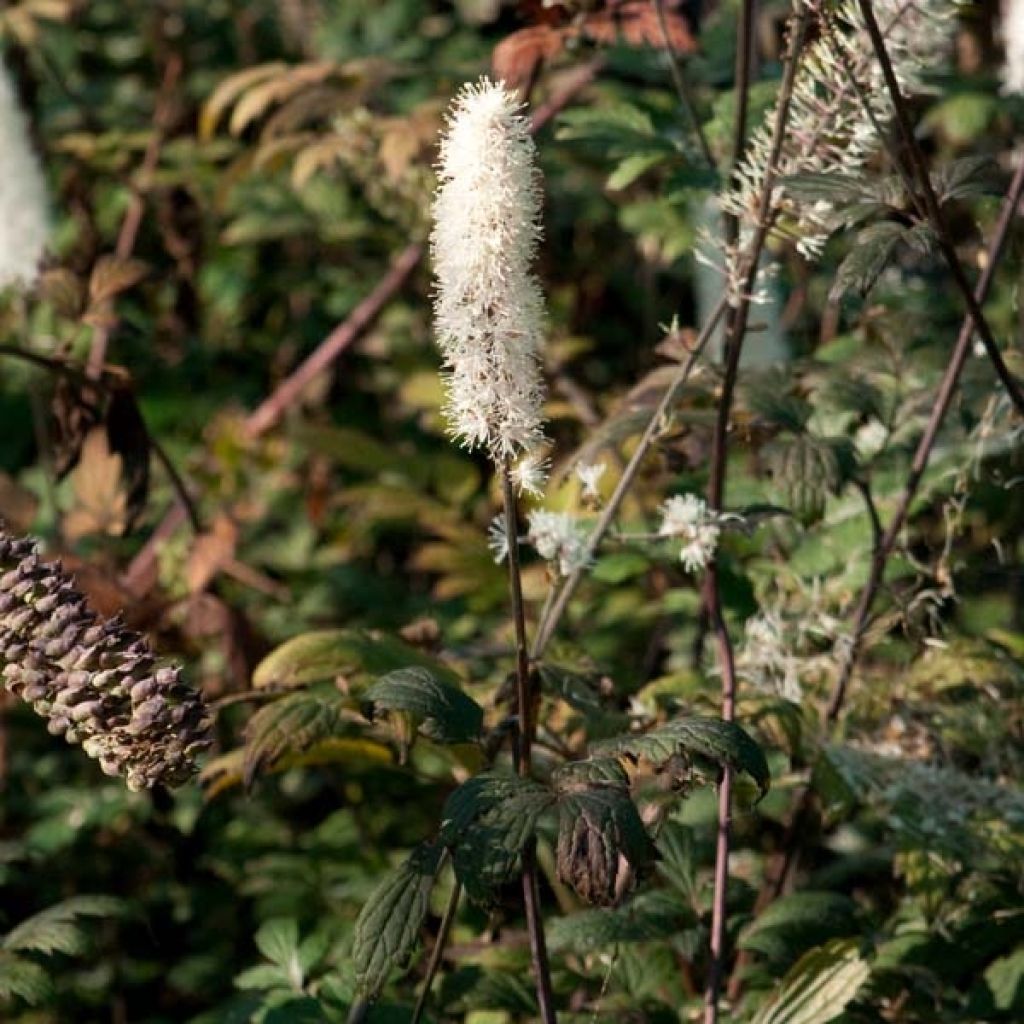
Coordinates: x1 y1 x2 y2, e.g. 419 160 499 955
0 53 50 290
431 78 547 461
0 526 212 791
721 0 954 259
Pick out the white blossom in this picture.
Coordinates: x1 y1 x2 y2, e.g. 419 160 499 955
658 494 720 573
1002 0 1024 94
487 513 510 564
431 78 547 460
527 510 591 576
575 460 606 501
0 54 49 290
735 612 804 702
512 448 550 497
721 0 955 259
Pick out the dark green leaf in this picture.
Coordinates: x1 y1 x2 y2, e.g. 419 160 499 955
594 715 771 799
363 666 483 745
351 843 443 997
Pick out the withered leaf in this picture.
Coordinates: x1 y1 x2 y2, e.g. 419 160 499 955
63 427 128 540
186 514 238 594
88 255 150 305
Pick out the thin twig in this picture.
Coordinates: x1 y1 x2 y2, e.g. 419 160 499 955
703 12 811 1022
653 0 715 169
826 152 1024 721
411 873 462 1024
728 151 1024 1006
86 53 182 380
501 462 557 1024
853 0 1024 419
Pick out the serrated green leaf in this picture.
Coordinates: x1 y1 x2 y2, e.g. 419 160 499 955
351 843 443 996
547 891 690 953
594 715 771 799
3 896 123 956
440 773 554 903
752 939 870 1024
831 221 908 300
363 666 483 745
243 687 349 787
983 946 1024 1012
0 952 52 1005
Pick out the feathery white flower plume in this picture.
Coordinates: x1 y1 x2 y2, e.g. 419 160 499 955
721 0 954 259
431 78 547 460
0 53 49 290
658 494 720 573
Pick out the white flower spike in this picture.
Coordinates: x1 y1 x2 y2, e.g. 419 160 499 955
575 461 607 502
431 78 547 461
0 54 49 291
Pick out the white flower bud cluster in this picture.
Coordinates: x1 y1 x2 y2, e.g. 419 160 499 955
0 54 49 290
721 0 954 259
431 78 547 461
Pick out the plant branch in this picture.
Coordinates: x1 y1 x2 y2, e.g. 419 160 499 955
854 0 1024 419
86 53 182 381
826 152 1024 722
411 874 462 1024
653 0 715 169
703 12 810 1022
500 461 557 1024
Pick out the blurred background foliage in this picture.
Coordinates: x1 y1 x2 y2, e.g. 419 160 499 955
0 0 1023 1021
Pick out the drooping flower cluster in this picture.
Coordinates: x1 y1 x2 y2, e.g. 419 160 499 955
658 494 721 573
0 54 49 290
431 78 547 461
0 527 211 791
721 0 955 259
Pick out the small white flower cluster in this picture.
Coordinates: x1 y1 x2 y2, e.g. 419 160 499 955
511 448 550 497
721 0 954 259
657 494 721 573
735 591 853 703
528 510 591 576
694 224 776 309
487 510 592 577
431 78 547 461
575 460 606 502
0 54 49 290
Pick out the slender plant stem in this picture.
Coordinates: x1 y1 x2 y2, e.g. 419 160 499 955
411 875 462 1024
853 0 1024 419
86 53 182 381
501 462 557 1024
702 12 811 1021
727 151 1024 1006
653 0 715 169
826 152 1024 721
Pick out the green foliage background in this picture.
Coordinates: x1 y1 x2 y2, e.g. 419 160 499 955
1 1 1023 1022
